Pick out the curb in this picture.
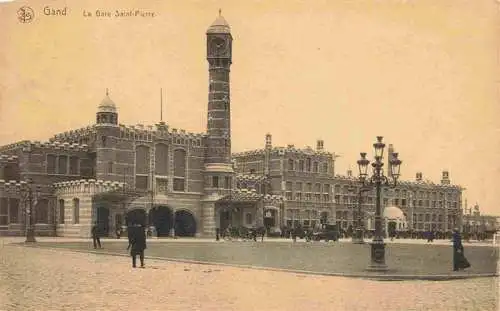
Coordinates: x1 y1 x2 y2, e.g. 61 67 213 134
10 243 498 282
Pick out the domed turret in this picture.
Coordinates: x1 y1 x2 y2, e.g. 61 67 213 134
207 9 231 34
96 89 118 126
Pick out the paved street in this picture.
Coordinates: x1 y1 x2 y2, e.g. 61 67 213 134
24 238 499 278
0 239 498 311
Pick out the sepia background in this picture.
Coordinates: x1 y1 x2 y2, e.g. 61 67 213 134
0 0 498 214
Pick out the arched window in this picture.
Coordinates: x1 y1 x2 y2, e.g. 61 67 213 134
287 159 294 171
59 199 65 224
173 149 186 191
35 199 49 224
155 143 169 176
73 198 80 224
135 145 150 190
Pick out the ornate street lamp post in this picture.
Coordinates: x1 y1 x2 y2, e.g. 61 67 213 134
5 178 41 243
357 136 402 271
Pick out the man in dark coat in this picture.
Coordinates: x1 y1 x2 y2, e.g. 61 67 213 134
452 228 470 271
127 224 147 268
91 223 101 249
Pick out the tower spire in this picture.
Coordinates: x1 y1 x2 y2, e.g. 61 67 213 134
106 88 109 96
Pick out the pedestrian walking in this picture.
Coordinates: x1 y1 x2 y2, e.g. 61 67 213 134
452 228 471 271
127 223 147 268
91 223 101 249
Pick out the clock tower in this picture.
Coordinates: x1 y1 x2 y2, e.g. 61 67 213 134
206 10 232 166
204 10 234 183
202 11 234 237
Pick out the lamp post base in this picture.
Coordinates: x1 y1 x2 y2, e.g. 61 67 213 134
366 239 388 272
25 228 37 243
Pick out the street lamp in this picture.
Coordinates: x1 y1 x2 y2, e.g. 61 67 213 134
357 136 402 271
5 178 41 243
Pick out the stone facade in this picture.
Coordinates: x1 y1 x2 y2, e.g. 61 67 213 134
233 136 465 236
0 13 285 238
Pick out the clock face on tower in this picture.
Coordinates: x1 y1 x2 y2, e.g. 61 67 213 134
210 36 228 57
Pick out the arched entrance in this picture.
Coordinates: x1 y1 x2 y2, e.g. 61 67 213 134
126 209 147 226
174 210 197 237
149 206 173 237
96 206 110 236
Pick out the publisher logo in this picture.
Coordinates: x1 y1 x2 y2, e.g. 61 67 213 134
18 6 34 23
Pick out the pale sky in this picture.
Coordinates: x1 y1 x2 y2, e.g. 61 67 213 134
0 0 499 214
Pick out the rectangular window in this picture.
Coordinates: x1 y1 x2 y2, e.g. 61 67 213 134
323 184 330 194
224 176 231 189
69 156 79 175
322 162 328 173
135 175 148 190
47 155 57 174
299 160 304 171
58 155 68 174
173 178 185 191
73 199 80 224
296 182 303 192
313 162 319 173
245 213 253 225
59 200 65 224
80 158 93 177
314 183 321 193
306 183 312 192
9 198 19 224
285 192 292 200
212 176 219 188
306 158 312 171
0 198 8 225
334 195 341 204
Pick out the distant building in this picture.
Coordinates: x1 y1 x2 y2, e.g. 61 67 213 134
234 139 465 236
462 203 499 236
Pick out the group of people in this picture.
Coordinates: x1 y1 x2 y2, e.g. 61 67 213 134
91 222 148 268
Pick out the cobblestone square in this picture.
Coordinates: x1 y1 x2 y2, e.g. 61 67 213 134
0 239 498 311
29 238 499 278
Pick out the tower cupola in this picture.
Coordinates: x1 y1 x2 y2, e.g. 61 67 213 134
96 89 118 126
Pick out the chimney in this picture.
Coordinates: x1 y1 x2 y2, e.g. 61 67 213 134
265 133 272 149
416 172 423 182
441 170 450 185
287 144 294 149
316 140 324 151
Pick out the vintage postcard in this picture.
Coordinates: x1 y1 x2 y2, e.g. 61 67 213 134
0 0 498 310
